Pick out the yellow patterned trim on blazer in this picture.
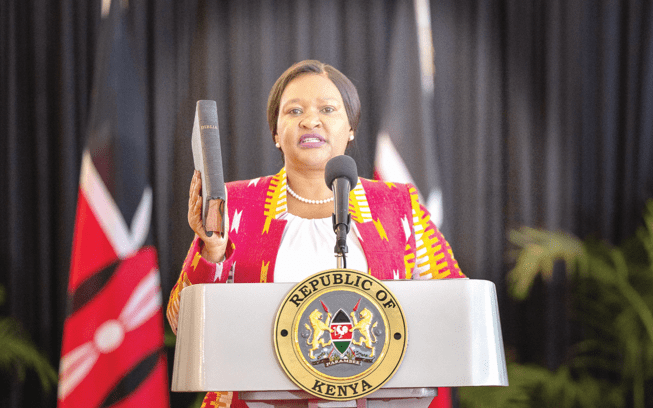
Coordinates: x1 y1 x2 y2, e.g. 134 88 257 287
167 238 198 334
165 270 191 335
404 243 415 279
262 168 287 233
349 181 372 223
408 185 443 279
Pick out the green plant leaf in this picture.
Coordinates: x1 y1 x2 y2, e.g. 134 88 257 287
505 199 653 407
0 317 58 392
508 228 584 299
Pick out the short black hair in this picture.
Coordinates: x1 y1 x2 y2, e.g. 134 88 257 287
267 60 361 145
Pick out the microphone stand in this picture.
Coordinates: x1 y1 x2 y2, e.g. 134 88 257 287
331 178 351 269
336 252 345 269
334 219 349 269
325 155 358 270
334 235 347 269
333 215 349 268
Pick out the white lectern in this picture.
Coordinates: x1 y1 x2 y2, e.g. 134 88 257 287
172 279 508 407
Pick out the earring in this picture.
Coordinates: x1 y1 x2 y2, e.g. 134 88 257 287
349 135 354 141
275 142 280 148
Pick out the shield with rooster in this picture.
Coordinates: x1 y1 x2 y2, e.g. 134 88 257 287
329 308 353 355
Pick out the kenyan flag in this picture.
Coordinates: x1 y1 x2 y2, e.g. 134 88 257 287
330 309 353 355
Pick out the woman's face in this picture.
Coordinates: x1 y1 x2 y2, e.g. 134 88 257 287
275 74 353 171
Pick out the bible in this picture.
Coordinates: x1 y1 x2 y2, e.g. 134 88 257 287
191 100 226 237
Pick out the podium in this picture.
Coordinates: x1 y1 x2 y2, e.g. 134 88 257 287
172 278 508 407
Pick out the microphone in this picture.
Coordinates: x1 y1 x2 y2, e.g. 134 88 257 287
325 155 359 263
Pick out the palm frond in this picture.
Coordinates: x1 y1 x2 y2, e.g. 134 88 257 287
508 227 584 299
501 199 653 408
0 318 58 391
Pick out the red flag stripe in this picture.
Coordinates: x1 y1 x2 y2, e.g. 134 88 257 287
80 151 153 260
59 2 168 406
59 250 161 402
68 189 119 290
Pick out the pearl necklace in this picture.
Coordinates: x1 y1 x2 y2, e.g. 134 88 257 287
286 184 334 205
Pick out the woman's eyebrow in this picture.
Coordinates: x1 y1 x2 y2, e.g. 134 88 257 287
282 97 340 105
282 98 302 105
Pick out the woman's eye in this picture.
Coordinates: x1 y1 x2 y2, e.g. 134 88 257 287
289 108 302 115
322 106 335 113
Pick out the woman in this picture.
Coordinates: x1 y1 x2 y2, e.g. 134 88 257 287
167 60 465 408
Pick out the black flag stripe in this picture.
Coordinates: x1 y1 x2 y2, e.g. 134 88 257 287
99 349 163 407
68 260 119 315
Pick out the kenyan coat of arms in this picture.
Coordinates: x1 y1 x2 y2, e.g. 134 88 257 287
274 269 407 401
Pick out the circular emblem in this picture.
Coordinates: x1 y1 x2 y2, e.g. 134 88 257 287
274 269 407 401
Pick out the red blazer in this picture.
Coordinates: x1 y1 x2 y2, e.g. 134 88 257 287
167 168 465 407
167 168 464 332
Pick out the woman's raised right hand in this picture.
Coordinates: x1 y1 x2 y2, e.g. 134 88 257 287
188 170 229 263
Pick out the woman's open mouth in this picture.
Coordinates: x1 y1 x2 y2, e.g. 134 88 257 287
299 134 326 148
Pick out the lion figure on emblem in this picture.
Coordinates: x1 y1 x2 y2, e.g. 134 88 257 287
305 309 333 359
350 308 378 357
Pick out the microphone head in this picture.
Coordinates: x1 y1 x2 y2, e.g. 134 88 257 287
325 155 358 190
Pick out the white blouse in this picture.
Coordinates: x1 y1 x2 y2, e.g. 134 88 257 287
273 213 369 283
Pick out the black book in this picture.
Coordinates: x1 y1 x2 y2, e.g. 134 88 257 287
191 100 226 237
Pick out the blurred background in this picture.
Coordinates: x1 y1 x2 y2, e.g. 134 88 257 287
1 0 652 407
